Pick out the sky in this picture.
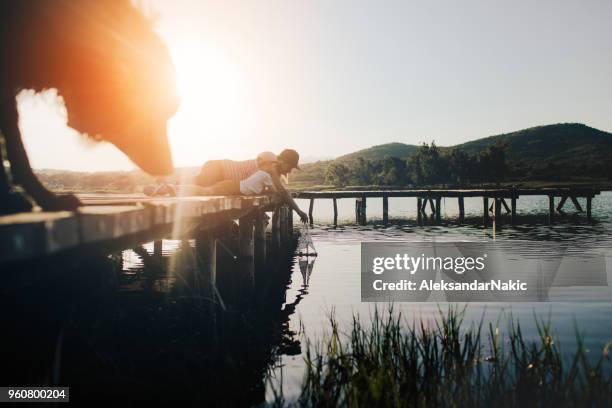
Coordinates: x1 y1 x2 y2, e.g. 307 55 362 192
18 0 612 171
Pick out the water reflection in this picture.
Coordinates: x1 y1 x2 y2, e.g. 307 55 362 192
0 232 304 405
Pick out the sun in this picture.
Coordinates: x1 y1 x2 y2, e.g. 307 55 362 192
167 42 252 166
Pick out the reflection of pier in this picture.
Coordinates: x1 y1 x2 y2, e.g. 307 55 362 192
296 187 601 227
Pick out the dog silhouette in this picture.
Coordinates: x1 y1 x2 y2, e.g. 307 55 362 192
0 0 179 213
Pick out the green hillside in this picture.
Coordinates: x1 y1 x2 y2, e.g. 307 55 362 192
337 142 419 161
290 123 612 188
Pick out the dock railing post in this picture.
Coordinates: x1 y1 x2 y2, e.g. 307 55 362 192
382 196 389 225
483 197 489 227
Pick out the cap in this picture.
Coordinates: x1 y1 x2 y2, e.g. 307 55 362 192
278 149 300 170
257 151 278 164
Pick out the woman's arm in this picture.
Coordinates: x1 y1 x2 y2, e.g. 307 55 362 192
269 170 309 223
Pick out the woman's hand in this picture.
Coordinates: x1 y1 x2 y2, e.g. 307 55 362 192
298 210 309 223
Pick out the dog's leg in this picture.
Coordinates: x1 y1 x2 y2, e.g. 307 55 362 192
0 94 80 211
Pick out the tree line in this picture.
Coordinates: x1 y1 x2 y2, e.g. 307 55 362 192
324 142 508 187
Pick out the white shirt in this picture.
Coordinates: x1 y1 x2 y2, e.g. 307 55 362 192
239 170 276 195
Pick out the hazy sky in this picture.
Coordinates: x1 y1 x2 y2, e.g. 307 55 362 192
19 0 612 171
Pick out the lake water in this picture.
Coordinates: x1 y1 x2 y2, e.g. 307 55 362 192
2 192 610 405
269 193 612 402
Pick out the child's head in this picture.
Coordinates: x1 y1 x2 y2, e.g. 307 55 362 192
257 151 279 172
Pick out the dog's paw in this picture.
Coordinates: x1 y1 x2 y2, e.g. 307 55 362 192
38 193 81 211
0 190 34 215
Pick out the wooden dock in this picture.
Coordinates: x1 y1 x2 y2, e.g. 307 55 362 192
0 194 294 272
294 187 601 226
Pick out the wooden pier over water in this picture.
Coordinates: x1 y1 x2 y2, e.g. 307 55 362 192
295 187 601 226
0 194 295 301
0 187 602 268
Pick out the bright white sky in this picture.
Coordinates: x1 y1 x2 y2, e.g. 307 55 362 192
19 0 612 171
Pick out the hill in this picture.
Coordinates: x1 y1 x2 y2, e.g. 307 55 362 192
336 142 419 161
290 123 612 188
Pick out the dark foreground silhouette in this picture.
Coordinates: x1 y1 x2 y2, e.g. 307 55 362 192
0 0 179 214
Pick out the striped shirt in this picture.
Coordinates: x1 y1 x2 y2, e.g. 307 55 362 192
220 159 259 182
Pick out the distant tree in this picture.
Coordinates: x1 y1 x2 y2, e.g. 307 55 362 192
478 142 507 183
325 162 350 186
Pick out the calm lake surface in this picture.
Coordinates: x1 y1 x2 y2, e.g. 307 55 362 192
6 192 609 404
268 192 612 402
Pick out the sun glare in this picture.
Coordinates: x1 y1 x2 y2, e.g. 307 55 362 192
168 43 253 166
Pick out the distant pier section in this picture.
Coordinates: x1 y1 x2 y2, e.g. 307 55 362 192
294 187 601 226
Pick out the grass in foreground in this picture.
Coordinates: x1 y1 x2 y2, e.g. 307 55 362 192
271 307 612 407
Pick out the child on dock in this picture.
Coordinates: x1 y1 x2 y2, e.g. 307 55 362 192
146 152 309 223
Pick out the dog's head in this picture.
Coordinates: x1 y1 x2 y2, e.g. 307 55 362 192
6 0 180 175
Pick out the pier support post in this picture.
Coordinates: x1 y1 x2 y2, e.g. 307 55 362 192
548 196 555 224
382 196 389 225
511 197 517 225
586 197 592 219
483 197 489 227
272 207 281 251
458 197 465 224
333 198 338 227
238 215 255 291
308 199 314 226
195 229 217 307
287 205 294 238
494 198 502 227
417 197 423 223
254 212 268 271
435 197 441 224
279 206 288 242
153 239 162 260
355 196 366 225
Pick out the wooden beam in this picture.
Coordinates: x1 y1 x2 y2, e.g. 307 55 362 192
570 196 584 212
417 197 422 222
500 198 511 214
458 197 465 223
556 196 568 212
435 197 442 224
511 197 517 225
